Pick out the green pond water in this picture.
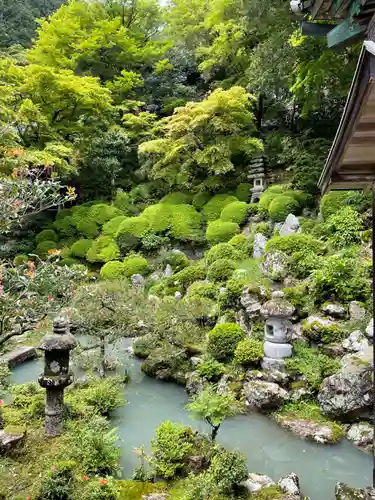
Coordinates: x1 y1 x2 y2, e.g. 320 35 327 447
10 340 372 500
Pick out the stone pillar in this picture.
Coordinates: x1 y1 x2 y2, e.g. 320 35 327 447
260 291 295 371
38 316 76 437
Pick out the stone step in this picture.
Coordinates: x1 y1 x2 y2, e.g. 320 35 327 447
0 346 37 368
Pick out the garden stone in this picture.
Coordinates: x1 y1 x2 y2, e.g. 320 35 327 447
289 386 313 402
175 291 182 300
346 422 373 452
365 319 373 339
321 302 346 318
244 380 289 410
186 371 204 396
279 214 300 237
278 472 301 497
190 357 201 367
0 430 25 453
236 309 252 335
247 368 290 387
243 473 275 493
342 331 369 354
164 264 173 277
335 482 368 499
0 346 37 368
241 288 262 318
142 494 169 500
304 314 336 330
131 274 145 287
253 233 267 258
217 374 234 394
349 302 366 322
262 251 289 281
275 416 339 444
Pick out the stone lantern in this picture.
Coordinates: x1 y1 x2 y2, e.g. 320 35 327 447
260 291 295 371
247 156 267 203
38 316 76 437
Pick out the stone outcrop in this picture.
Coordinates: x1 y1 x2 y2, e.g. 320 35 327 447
342 331 369 354
278 472 301 498
279 214 300 237
131 274 145 287
244 473 275 493
241 288 262 319
365 319 373 339
0 429 25 453
261 251 289 281
321 302 346 318
335 482 375 499
244 380 289 411
349 302 366 322
346 422 373 453
253 233 267 259
275 416 341 444
0 346 37 367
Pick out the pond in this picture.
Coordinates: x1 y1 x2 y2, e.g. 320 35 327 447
10 341 372 500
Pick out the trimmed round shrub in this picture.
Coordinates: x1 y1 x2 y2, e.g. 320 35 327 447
142 204 172 233
116 217 150 238
70 239 93 259
234 338 264 365
53 216 76 237
265 234 324 256
55 208 72 220
228 234 252 256
113 190 133 213
162 250 189 271
206 219 239 245
186 281 218 300
86 236 120 263
75 218 99 238
142 234 169 250
87 204 123 225
122 255 151 277
102 216 128 237
235 183 251 202
170 204 203 242
192 191 211 209
202 194 238 221
196 356 225 381
36 229 58 245
268 195 300 222
57 257 79 267
206 243 241 266
207 322 245 361
160 192 192 205
247 203 259 216
253 221 271 237
207 258 236 282
35 240 58 258
13 254 29 266
100 261 126 280
258 185 286 213
220 201 249 224
71 205 91 224
173 263 206 289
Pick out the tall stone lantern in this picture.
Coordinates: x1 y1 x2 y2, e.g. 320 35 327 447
260 291 295 371
38 316 76 437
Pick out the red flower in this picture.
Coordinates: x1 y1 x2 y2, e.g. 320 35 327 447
14 201 21 207
99 479 108 485
83 475 89 481
26 497 31 500
47 296 53 301
51 465 57 471
0 400 4 405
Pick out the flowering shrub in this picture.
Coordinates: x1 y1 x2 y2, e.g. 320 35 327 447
35 240 58 258
37 460 76 500
81 477 119 500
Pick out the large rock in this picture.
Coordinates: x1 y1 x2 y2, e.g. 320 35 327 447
365 319 373 339
275 416 341 444
342 331 369 354
240 288 262 319
244 380 289 411
131 274 145 287
262 251 289 281
243 473 275 493
318 349 373 421
335 482 375 499
346 422 373 453
278 472 301 498
349 302 366 322
0 346 37 367
185 371 204 396
253 233 267 259
321 302 346 319
0 430 25 453
279 214 300 237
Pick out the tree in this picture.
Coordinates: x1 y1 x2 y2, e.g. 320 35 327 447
185 385 244 441
139 86 262 190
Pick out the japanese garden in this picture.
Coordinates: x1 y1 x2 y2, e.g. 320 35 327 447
0 0 375 499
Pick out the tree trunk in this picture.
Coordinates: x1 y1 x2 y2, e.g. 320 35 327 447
210 423 220 442
99 335 106 378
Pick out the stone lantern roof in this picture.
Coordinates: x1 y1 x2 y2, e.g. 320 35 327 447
38 316 77 352
260 291 295 319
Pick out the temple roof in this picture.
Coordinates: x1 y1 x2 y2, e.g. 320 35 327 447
311 0 375 23
318 40 375 192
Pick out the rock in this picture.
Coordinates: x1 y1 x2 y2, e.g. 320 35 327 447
347 422 373 452
278 473 301 497
217 374 233 394
335 482 367 499
149 271 163 282
131 274 145 287
142 494 169 500
190 357 201 367
365 319 373 339
186 371 204 396
349 302 366 322
241 288 262 318
247 369 290 387
279 214 300 237
0 346 37 368
276 417 340 444
318 353 373 421
164 264 173 277
340 346 373 372
236 309 252 336
175 291 182 300
321 343 345 358
253 233 267 259
289 386 313 402
342 331 369 354
321 302 346 318
244 473 275 493
244 380 289 411
73 375 90 388
219 287 226 294
304 314 336 331
187 455 206 472
0 430 25 453
261 251 289 281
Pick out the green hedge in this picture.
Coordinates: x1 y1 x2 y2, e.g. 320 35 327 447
86 236 120 263
207 258 236 282
70 239 93 259
170 204 203 242
36 229 58 245
268 195 300 222
220 201 249 224
87 204 123 225
206 242 241 266
160 192 192 205
100 261 126 280
206 219 239 245
207 322 245 361
202 194 238 221
123 255 151 277
142 204 172 233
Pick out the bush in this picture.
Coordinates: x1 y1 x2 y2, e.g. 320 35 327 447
13 254 29 266
37 460 76 500
192 191 211 209
258 185 287 213
53 216 76 237
142 234 169 250
57 257 79 267
100 261 126 280
35 240 58 258
142 204 172 233
88 204 123 225
253 221 271 237
197 357 225 381
234 338 264 365
67 377 125 416
220 201 249 224
81 478 119 500
302 320 346 344
265 233 323 256
122 255 151 277
320 191 350 221
86 236 120 263
102 216 128 237
36 229 58 245
228 234 252 256
207 322 245 361
70 239 93 259
161 250 189 272
133 333 159 358
268 195 300 222
208 448 248 494
186 281 217 301
206 242 242 266
113 190 134 213
206 220 239 245
217 277 247 311
160 192 192 205
151 421 195 479
207 258 236 282
115 217 150 252
75 218 100 238
325 206 363 249
170 204 203 242
235 183 251 202
202 194 238 221
173 264 206 289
